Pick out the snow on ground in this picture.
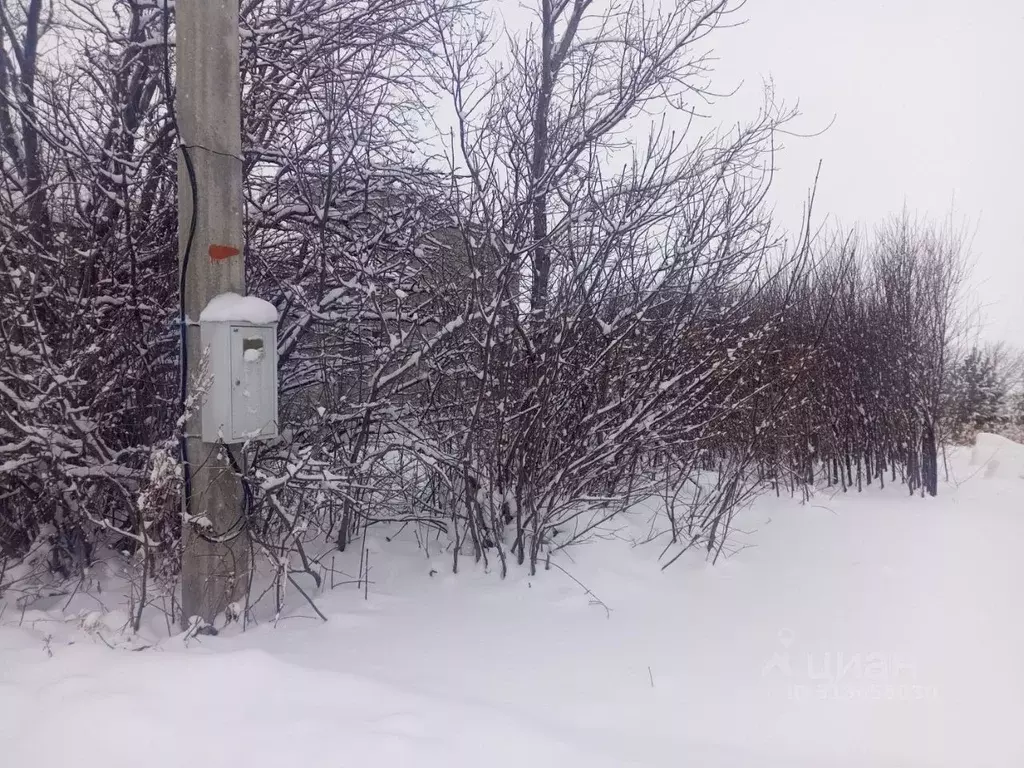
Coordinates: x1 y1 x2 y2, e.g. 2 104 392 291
3 436 1024 767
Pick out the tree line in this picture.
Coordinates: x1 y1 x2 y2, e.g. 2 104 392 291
0 0 991 626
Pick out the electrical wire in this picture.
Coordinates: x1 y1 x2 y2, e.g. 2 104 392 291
162 3 196 525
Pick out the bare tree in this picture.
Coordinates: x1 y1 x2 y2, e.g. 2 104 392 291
418 0 811 571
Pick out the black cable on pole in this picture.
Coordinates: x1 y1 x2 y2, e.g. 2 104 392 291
163 3 198 526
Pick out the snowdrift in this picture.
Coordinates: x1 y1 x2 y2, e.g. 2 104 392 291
967 431 1024 481
2 440 1024 767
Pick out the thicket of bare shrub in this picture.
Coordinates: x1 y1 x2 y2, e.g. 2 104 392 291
0 0 972 623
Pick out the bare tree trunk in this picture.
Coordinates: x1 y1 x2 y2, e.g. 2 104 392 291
529 0 555 315
921 421 938 497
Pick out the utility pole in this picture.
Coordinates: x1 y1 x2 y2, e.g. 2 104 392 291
177 0 248 629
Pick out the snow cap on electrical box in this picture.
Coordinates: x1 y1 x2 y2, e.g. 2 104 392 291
199 291 278 325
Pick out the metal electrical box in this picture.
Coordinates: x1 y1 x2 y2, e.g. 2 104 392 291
199 293 279 444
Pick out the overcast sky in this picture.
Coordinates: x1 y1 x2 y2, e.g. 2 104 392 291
707 0 1023 343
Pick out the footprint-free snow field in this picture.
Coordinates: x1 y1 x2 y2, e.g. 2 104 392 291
3 435 1023 767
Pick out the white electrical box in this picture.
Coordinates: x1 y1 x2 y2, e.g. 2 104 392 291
199 292 279 444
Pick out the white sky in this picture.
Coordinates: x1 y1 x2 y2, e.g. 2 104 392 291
707 0 1024 343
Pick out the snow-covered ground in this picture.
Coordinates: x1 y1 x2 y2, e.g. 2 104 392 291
3 435 1024 767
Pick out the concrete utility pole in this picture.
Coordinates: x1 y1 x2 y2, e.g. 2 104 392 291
177 0 249 628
